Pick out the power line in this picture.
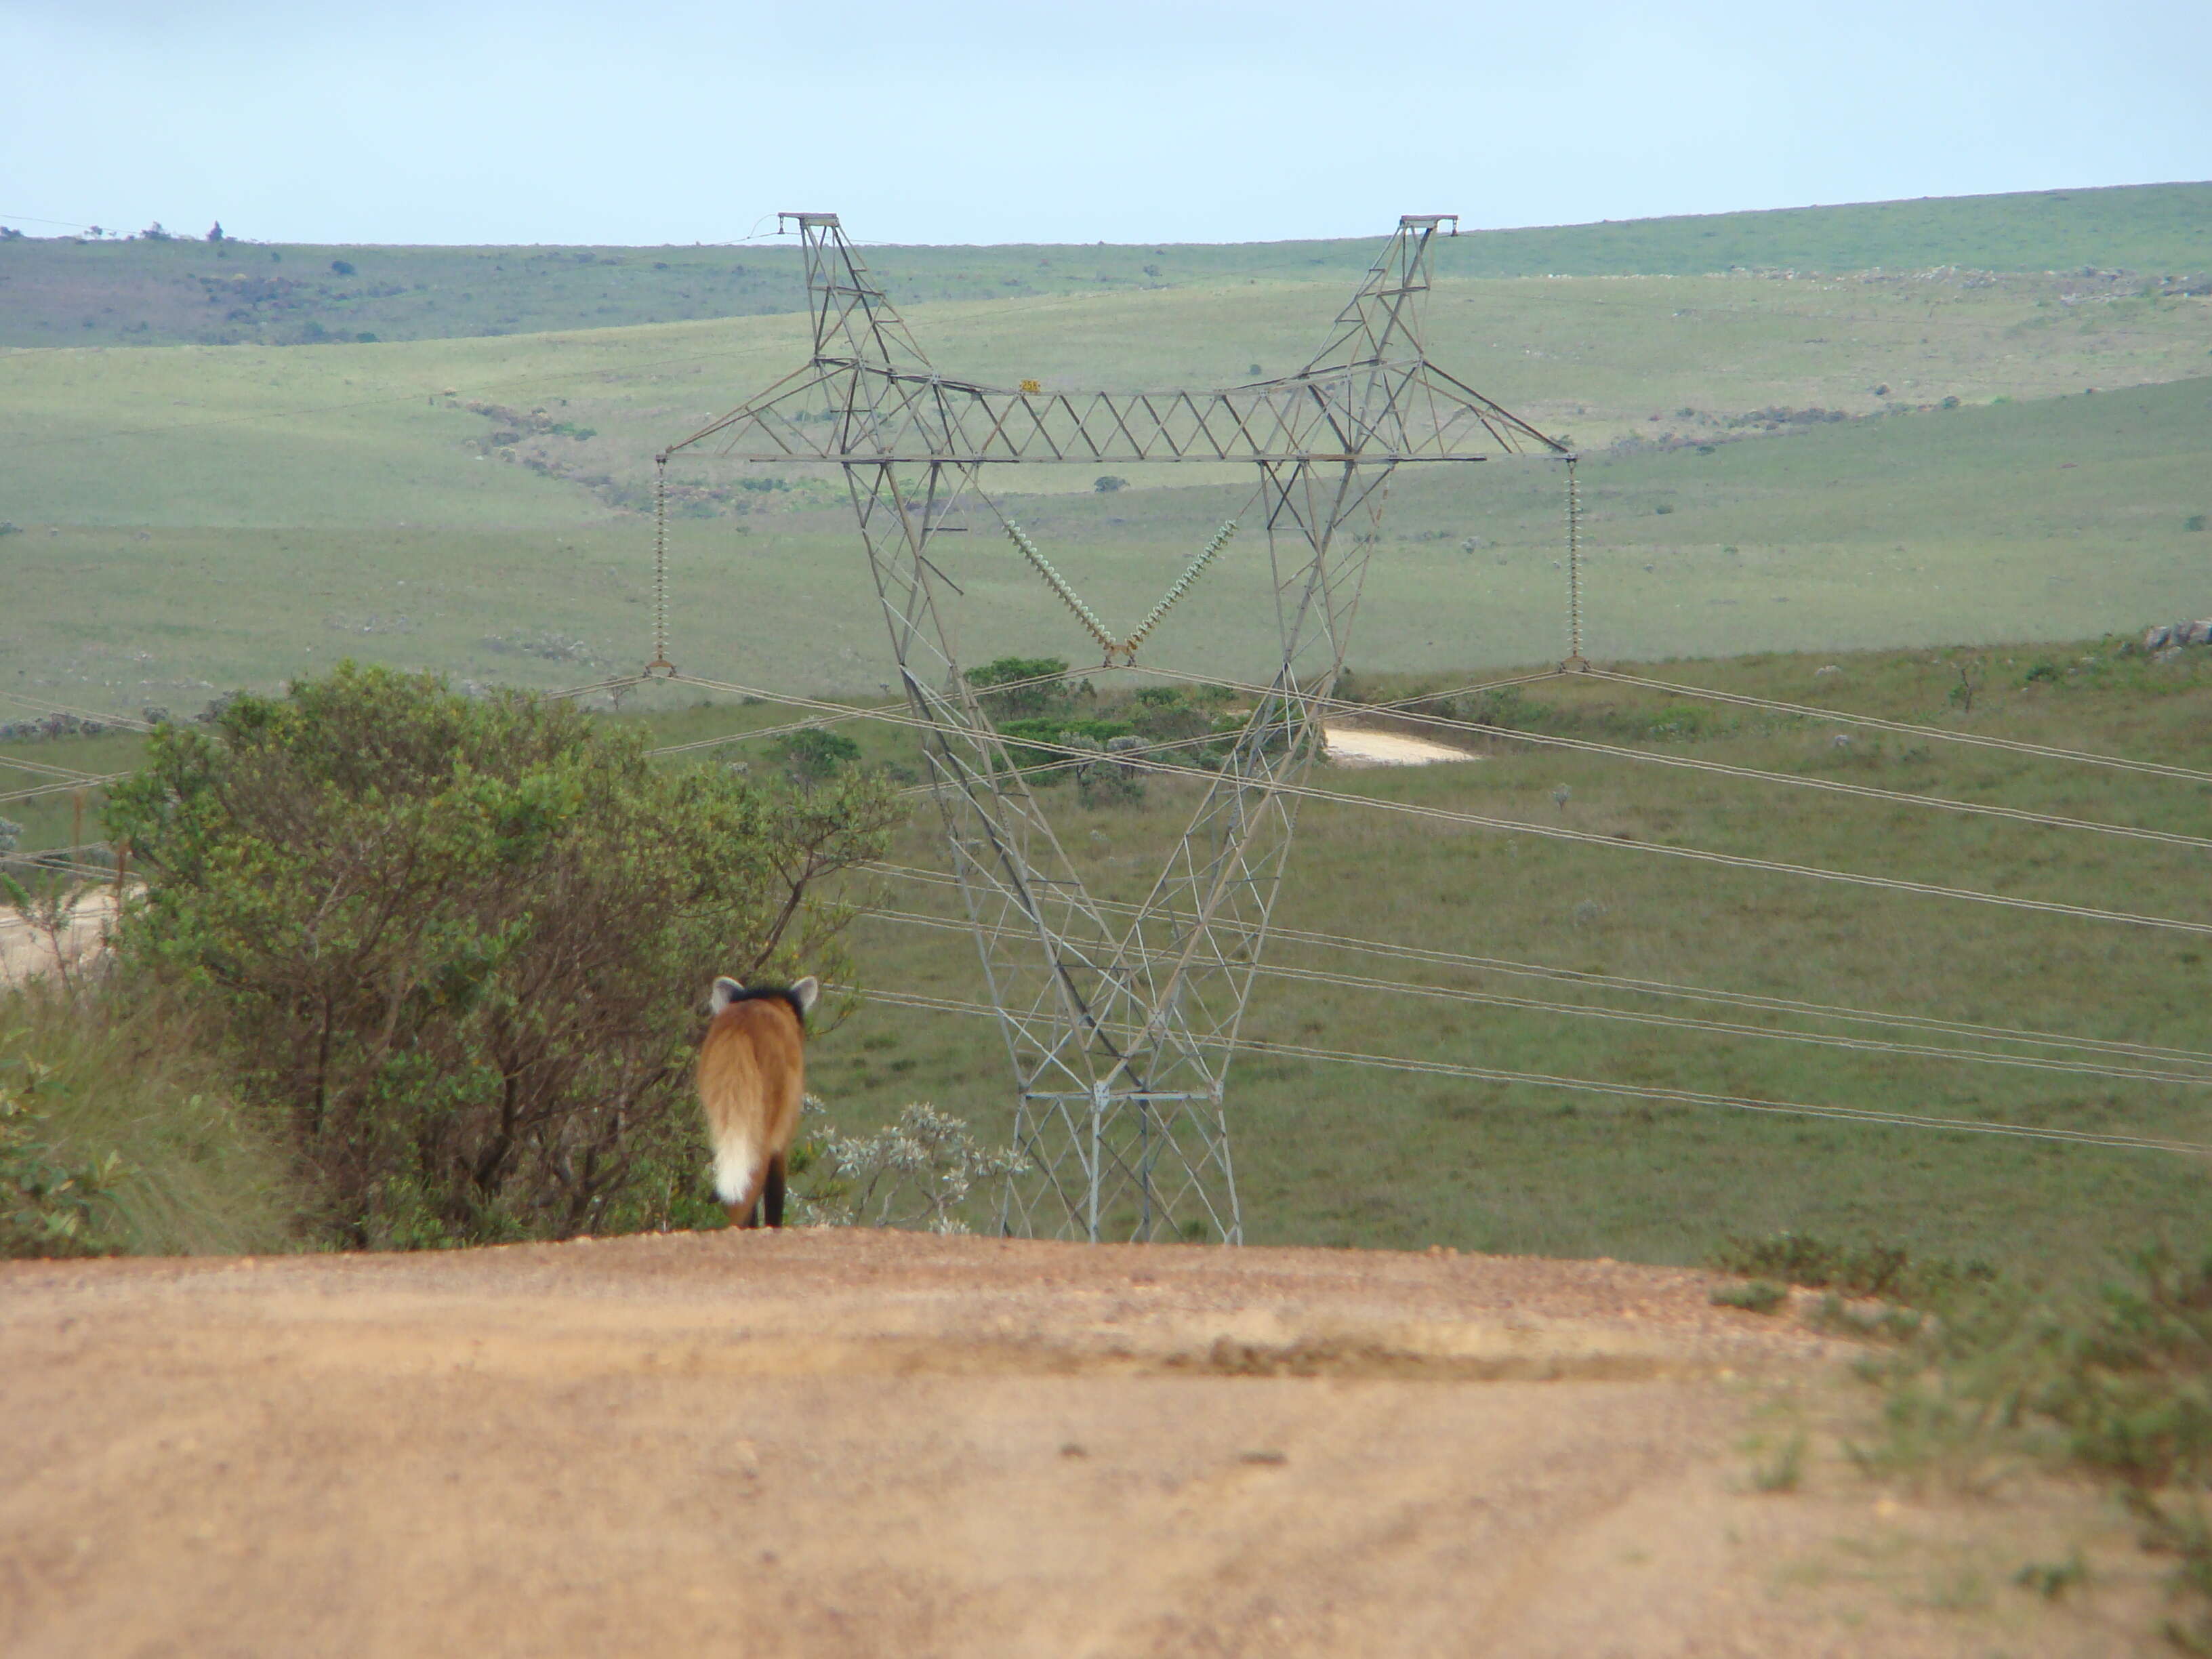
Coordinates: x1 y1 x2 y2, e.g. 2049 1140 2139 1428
0 754 107 782
0 691 155 731
646 661 1108 758
864 905 2212 1088
1160 662 2212 856
1584 668 2212 787
4 339 794 454
862 859 2212 1069
679 674 2212 940
844 985 2212 1158
0 774 129 808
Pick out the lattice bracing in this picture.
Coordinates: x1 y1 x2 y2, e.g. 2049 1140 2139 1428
666 212 1567 1242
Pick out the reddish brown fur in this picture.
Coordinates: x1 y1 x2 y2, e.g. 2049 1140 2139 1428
697 996 807 1227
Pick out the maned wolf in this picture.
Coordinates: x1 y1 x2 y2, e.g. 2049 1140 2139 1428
697 975 819 1227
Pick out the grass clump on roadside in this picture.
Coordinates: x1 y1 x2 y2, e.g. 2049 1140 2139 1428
1711 1231 1999 1307
1709 1277 1788 1314
1 981 295 1257
1849 1244 2212 1648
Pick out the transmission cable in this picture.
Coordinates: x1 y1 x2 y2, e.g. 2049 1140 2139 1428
842 985 2212 1158
861 905 2212 1088
675 674 2212 940
861 859 2212 1068
0 691 155 731
1584 668 2212 786
1159 662 2212 856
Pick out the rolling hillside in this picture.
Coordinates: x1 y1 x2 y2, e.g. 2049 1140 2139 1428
4 180 2205 350
2 258 2206 704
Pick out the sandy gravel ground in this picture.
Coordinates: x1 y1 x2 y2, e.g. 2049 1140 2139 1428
0 893 118 987
0 1231 2160 1657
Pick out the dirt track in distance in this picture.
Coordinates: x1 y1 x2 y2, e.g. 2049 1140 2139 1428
0 1231 2160 1656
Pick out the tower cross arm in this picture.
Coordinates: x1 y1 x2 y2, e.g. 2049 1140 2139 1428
691 363 1568 465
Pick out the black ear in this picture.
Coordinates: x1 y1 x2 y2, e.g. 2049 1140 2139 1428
790 975 821 1014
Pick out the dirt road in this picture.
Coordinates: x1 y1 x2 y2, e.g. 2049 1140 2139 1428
0 893 116 988
0 1231 2156 1656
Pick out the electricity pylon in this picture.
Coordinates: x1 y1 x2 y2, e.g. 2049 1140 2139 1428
665 213 1566 1242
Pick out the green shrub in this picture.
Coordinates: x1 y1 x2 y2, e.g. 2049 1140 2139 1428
1711 1278 1787 1313
996 716 1134 777
103 663 899 1247
967 655 1071 721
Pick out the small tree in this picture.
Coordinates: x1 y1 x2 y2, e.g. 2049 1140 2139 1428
105 663 901 1246
772 726 862 783
206 222 225 243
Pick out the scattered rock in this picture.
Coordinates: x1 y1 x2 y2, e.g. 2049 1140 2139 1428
2145 621 2212 649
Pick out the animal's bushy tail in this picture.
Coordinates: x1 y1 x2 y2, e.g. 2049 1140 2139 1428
712 1124 765 1214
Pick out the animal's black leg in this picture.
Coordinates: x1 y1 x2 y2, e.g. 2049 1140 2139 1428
764 1154 787 1229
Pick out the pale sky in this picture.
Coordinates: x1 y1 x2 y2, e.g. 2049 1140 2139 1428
3 0 2207 246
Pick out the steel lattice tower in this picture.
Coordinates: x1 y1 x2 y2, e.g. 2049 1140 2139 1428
665 213 1566 1242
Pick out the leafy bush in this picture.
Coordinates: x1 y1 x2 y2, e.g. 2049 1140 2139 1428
2 1044 128 1258
996 716 1133 775
103 663 899 1247
1076 738 1148 808
967 655 1071 721
1126 689 1210 743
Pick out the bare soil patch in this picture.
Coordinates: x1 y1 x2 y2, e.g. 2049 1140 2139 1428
0 893 115 988
1322 724 1481 767
0 1231 2158 1656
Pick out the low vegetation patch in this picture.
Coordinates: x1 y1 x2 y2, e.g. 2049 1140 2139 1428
1837 1245 2212 1648
1 983 293 1257
1710 1231 1997 1307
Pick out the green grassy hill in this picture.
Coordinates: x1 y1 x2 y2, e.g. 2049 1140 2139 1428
5 180 2205 350
2 265 2205 705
